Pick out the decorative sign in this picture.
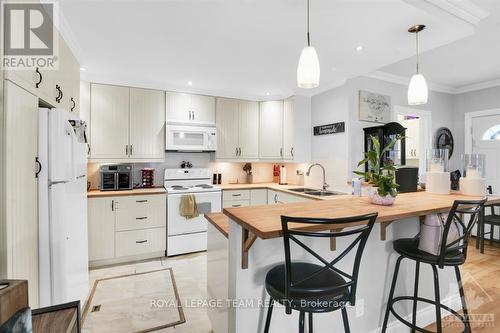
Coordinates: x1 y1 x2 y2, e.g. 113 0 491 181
313 122 345 136
359 90 391 123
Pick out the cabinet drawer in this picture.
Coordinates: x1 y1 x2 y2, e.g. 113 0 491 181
115 194 166 231
223 200 250 208
115 227 166 257
223 190 250 201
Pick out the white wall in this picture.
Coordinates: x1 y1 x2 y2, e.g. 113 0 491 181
310 76 457 190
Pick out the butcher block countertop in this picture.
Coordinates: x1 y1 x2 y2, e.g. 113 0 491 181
87 187 166 198
222 192 500 240
205 213 229 238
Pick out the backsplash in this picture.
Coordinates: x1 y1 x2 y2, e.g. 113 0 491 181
87 153 310 190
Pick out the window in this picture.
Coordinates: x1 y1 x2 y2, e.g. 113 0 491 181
482 125 500 141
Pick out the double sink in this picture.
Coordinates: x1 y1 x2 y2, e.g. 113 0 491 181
289 188 347 197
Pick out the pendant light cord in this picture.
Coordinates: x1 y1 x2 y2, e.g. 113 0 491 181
307 0 311 47
415 31 419 74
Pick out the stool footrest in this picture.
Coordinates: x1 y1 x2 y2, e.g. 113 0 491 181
388 295 467 333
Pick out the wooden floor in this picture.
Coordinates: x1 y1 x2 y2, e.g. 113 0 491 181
426 239 500 333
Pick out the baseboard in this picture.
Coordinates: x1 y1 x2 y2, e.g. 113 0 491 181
89 251 165 268
369 294 462 333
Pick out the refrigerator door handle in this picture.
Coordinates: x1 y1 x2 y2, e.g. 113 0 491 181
76 175 86 179
49 180 70 186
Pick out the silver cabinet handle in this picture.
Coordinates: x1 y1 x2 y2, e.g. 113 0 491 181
136 199 148 203
130 145 133 155
232 194 241 197
235 147 238 156
189 111 192 120
291 148 294 157
274 194 278 203
136 217 148 220
135 240 148 244
232 204 241 207
192 111 195 120
125 145 129 155
280 148 283 157
111 200 115 211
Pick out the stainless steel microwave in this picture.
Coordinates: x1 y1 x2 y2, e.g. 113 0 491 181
166 125 217 152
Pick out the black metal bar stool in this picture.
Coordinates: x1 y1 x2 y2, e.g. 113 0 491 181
263 212 378 333
476 186 500 253
381 198 487 333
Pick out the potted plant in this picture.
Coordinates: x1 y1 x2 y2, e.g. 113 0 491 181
353 135 402 205
243 163 253 184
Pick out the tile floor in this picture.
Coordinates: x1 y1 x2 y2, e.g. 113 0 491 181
84 253 212 333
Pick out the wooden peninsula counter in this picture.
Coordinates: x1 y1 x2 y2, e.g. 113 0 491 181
206 191 499 333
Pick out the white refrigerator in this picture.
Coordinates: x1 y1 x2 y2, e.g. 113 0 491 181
38 108 89 308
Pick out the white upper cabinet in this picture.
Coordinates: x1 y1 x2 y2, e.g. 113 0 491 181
259 101 284 159
4 31 80 111
282 97 295 160
129 88 165 159
90 84 165 161
216 98 239 159
90 84 130 159
238 100 259 159
166 92 215 125
216 98 259 159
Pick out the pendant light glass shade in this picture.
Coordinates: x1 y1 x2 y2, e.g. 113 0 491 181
408 73 428 105
297 46 320 88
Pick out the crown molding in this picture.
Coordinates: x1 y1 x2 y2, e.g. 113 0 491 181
454 78 500 94
404 0 489 26
363 71 456 94
363 71 500 95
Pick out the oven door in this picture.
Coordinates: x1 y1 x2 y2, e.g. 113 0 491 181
166 125 212 151
167 191 222 236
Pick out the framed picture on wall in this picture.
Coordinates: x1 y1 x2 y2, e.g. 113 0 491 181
358 90 391 123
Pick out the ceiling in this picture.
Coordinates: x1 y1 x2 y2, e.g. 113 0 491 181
380 0 500 91
57 0 489 99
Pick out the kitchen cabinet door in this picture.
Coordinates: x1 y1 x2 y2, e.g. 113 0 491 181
283 97 295 160
166 92 191 123
238 100 259 158
90 84 130 159
259 101 283 159
191 94 215 125
216 98 239 159
3 81 40 307
88 197 116 261
129 88 165 159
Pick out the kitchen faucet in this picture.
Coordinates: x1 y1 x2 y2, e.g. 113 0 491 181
306 163 330 191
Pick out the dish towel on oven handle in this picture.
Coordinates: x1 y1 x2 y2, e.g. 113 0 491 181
180 194 199 219
418 212 461 256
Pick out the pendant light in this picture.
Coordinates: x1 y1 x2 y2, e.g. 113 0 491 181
407 24 428 105
297 0 320 88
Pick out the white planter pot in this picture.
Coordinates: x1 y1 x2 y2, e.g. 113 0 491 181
368 187 396 206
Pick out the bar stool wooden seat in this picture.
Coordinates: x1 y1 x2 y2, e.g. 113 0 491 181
381 198 487 333
263 212 378 333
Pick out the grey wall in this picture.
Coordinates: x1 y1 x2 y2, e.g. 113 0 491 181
452 86 500 162
310 76 460 189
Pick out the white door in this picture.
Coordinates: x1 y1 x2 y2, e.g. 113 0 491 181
191 94 215 125
238 100 259 159
4 81 40 307
166 92 191 123
259 101 283 159
90 84 130 158
129 88 165 159
471 114 500 193
283 98 295 160
216 98 239 159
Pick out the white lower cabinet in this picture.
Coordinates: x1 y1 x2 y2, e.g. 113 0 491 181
88 193 166 266
222 188 311 208
267 189 314 204
115 228 166 257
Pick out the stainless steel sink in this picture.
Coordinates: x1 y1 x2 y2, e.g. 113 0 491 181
305 191 345 196
289 188 318 193
289 188 347 197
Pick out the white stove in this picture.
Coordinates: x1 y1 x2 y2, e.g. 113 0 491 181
164 168 221 256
